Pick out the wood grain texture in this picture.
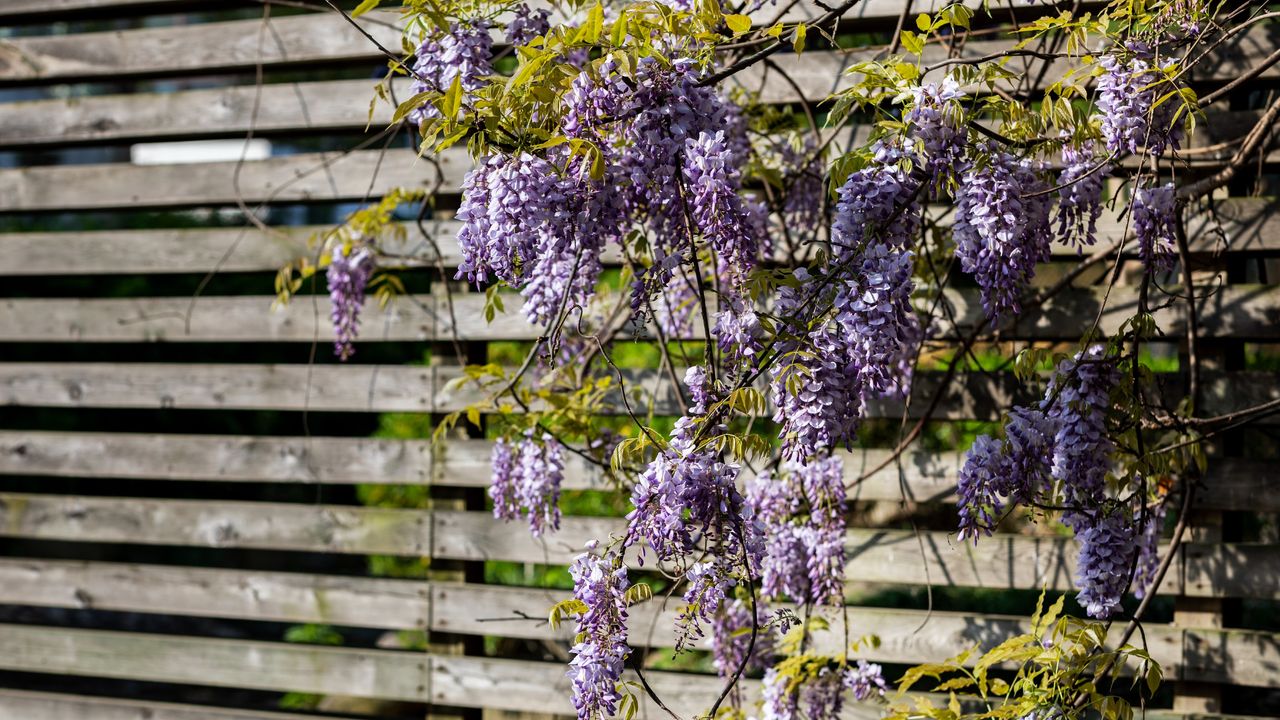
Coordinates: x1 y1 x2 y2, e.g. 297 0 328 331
0 493 431 555
0 12 401 83
0 690 326 720
1 363 1275 423
0 430 434 484
0 148 468 212
5 283 1280 343
0 558 430 629
1 431 1272 513
1 199 1274 277
0 624 432 701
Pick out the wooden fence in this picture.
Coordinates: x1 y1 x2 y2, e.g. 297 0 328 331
1 2 1278 719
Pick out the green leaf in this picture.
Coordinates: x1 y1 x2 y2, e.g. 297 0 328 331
900 30 924 55
792 23 806 54
576 3 604 44
351 0 382 17
441 75 463 118
915 13 931 31
391 90 436 125
724 13 751 33
624 583 653 606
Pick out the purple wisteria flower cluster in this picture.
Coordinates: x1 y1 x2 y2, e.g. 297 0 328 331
953 148 1053 322
957 345 1162 618
770 148 923 460
905 78 967 188
407 21 492 125
1096 43 1182 157
1056 141 1110 248
326 246 375 361
567 545 631 720
762 659 887 720
709 598 775 678
1132 183 1177 271
505 3 551 46
748 455 847 606
489 432 565 537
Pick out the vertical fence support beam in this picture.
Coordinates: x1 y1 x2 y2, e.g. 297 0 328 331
429 281 487 720
1171 255 1243 713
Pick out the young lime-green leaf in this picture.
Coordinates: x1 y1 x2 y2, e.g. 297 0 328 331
441 75 463 118
915 12 931 31
900 30 924 55
351 0 382 17
391 90 435 125
792 23 806 54
724 13 751 33
765 21 784 38
576 3 605 44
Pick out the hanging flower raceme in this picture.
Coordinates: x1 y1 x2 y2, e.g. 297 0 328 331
1056 141 1110 248
326 245 374 361
489 432 564 537
682 130 765 281
1075 509 1137 618
904 77 967 189
1096 42 1183 157
748 455 847 606
953 149 1053 322
567 545 631 720
505 3 551 46
407 20 492 125
1133 497 1168 599
455 150 619 326
771 150 922 461
958 345 1127 618
1044 345 1120 529
1132 183 1177 271
762 658 887 720
710 598 774 679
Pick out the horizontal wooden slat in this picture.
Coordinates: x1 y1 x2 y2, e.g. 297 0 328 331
0 430 434 484
5 283 1280 343
3 8 1272 90
10 57 1270 148
0 148 469 213
0 78 400 147
0 362 444 413
0 556 1260 686
2 363 1276 422
0 690 326 720
0 624 433 702
1 431 1272 512
0 558 430 629
0 198 1274 278
0 0 933 23
0 13 400 84
4 122 1276 212
0 493 430 555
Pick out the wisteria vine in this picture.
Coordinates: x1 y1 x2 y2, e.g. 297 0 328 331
280 0 1280 719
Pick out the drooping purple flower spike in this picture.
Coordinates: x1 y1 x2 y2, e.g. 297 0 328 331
326 246 374 361
567 545 631 720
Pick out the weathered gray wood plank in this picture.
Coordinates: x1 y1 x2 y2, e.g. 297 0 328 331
0 690 327 720
0 493 430 555
1 199 1274 277
3 9 1272 89
0 625 432 701
0 148 468 212
0 558 430 628
0 430 434 484
0 431 1270 512
0 363 1274 423
0 12 401 83
6 284 1280 343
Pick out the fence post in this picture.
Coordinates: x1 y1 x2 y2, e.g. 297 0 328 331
430 282 488 720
